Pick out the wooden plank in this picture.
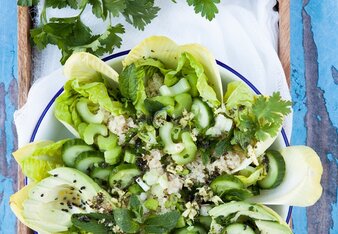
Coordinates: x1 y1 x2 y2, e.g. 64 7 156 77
17 6 33 234
278 0 290 85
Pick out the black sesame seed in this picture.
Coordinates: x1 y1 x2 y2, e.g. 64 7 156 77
40 194 44 197
61 209 69 213
73 180 77 183
53 174 58 177
60 202 64 205
72 197 76 200
63 197 67 200
80 186 86 190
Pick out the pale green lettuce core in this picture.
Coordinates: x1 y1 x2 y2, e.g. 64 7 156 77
54 77 124 136
224 81 254 110
13 140 68 181
118 52 220 115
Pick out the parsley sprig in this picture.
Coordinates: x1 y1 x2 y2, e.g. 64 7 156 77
18 0 221 64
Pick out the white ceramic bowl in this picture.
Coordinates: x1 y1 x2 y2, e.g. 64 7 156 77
24 50 292 226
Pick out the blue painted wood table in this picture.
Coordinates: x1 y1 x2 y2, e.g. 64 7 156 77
0 1 337 233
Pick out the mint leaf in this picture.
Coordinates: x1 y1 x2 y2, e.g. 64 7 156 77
129 194 143 223
186 0 220 21
71 213 115 234
113 208 140 233
118 64 148 113
143 210 180 233
122 0 161 30
214 139 231 157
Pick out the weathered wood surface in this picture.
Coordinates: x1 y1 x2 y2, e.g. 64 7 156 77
16 6 33 234
1 0 337 234
0 1 18 234
290 0 338 233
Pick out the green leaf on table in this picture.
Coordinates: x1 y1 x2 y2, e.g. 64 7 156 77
186 0 220 21
143 210 181 233
104 0 127 17
46 0 78 9
122 0 161 30
17 0 39 6
31 16 124 64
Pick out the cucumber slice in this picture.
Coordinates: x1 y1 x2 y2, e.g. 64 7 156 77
210 175 245 195
124 150 137 164
109 164 141 188
83 123 108 145
104 147 122 165
159 78 191 96
223 223 255 234
191 98 213 129
74 151 104 173
62 139 94 167
90 166 113 181
221 188 253 201
258 150 286 189
76 99 104 124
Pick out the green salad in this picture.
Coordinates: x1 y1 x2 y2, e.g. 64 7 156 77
10 36 323 234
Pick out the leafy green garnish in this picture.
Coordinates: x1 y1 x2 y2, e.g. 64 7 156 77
13 140 68 181
187 0 221 21
113 208 140 233
18 0 220 64
45 0 78 9
129 194 143 223
31 16 125 64
231 92 292 148
71 213 115 234
122 0 161 30
143 210 181 233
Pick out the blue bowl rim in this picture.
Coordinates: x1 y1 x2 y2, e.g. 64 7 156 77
26 49 293 227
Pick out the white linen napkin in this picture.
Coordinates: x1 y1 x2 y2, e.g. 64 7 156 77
17 0 292 146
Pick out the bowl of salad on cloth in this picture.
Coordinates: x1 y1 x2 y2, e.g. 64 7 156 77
10 36 323 234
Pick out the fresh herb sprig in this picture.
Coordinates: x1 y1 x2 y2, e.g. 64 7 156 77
18 0 220 64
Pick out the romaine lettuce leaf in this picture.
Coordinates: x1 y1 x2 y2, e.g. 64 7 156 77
224 81 254 110
71 79 124 115
165 52 220 108
13 140 68 181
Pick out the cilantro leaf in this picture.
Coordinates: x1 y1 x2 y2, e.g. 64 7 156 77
231 92 291 148
143 210 181 233
252 92 291 140
103 0 127 17
75 24 125 56
88 0 105 19
31 17 124 64
71 213 115 234
17 0 39 6
45 0 78 9
186 0 220 21
122 0 160 30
